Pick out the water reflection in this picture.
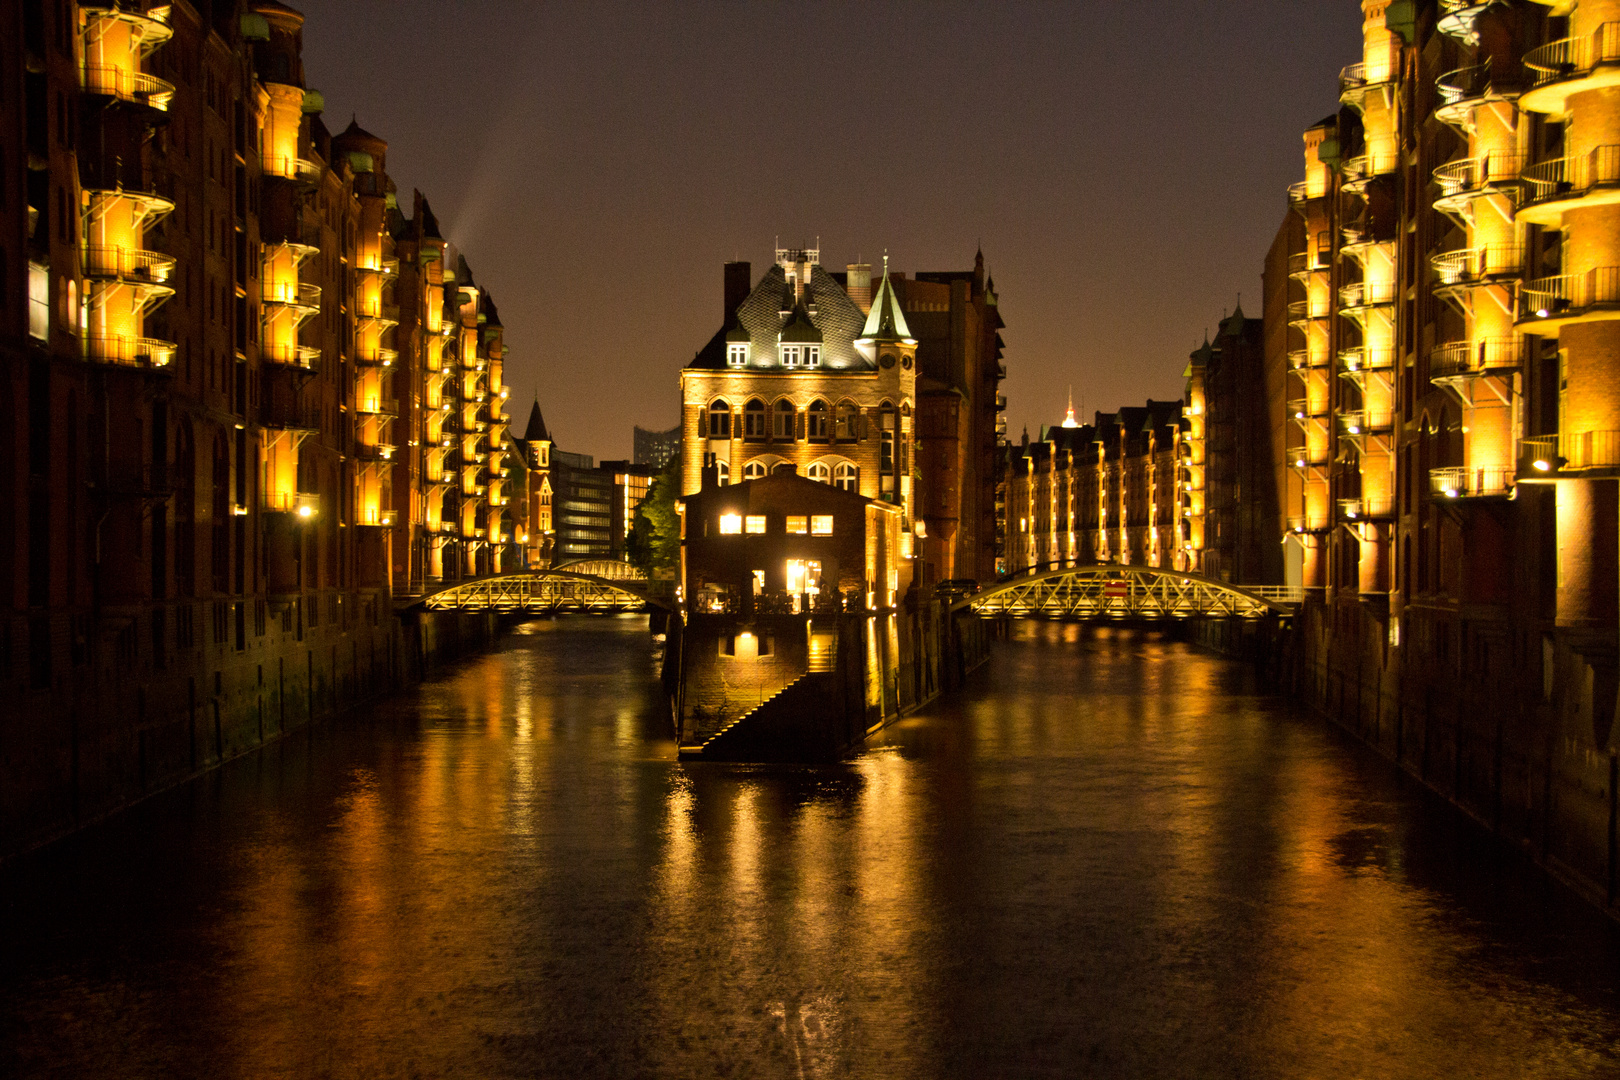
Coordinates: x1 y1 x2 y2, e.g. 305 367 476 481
3 617 1619 1078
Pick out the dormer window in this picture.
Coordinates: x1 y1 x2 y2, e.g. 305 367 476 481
727 343 747 367
805 345 820 367
782 344 802 367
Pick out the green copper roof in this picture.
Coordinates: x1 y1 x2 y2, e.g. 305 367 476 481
858 258 913 343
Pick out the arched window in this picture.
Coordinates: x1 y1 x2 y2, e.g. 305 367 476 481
806 399 829 440
744 459 768 481
744 398 767 439
774 399 796 440
707 398 731 439
835 462 858 492
835 401 860 441
716 461 729 486
807 461 831 483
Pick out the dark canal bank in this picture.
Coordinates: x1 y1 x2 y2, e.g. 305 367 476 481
4 617 1619 1078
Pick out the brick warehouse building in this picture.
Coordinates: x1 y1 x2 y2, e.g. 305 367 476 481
1273 0 1620 916
679 244 1006 590
0 0 523 858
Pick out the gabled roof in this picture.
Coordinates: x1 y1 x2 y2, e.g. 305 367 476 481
686 263 869 371
858 259 914 344
779 300 823 344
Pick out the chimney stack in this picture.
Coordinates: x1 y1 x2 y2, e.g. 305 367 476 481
724 261 751 321
846 261 872 315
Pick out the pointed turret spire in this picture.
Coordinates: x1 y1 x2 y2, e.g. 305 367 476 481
1062 386 1079 428
522 398 550 443
857 252 915 345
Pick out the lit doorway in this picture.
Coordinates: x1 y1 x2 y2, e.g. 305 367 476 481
785 558 822 612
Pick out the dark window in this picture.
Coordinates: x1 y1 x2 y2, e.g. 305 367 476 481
774 399 795 440
707 399 730 438
807 399 829 439
744 399 767 439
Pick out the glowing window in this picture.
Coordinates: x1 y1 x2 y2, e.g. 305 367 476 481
727 343 747 367
745 515 767 534
719 513 742 534
811 515 833 535
786 516 808 534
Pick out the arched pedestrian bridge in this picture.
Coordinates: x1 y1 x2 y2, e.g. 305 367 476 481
401 564 672 615
955 565 1300 620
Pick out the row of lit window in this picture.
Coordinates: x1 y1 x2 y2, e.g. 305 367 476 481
727 343 821 368
704 398 900 441
717 513 834 536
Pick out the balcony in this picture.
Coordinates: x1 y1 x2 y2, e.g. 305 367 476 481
1432 152 1525 213
1341 146 1401 193
1437 0 1494 44
260 342 321 371
1434 62 1523 128
263 490 320 516
1523 23 1620 115
1429 337 1528 379
1431 244 1524 287
82 245 177 286
1518 145 1620 225
81 65 175 112
1338 410 1394 438
261 397 321 431
1519 267 1620 330
263 280 321 312
1287 180 1329 209
264 156 323 187
1430 465 1513 499
1288 450 1330 470
84 334 176 370
1522 430 1620 476
1339 347 1394 372
1339 495 1394 521
357 256 399 278
352 442 395 463
357 507 396 527
355 347 397 367
1287 299 1329 328
1288 349 1327 370
1287 398 1325 422
1287 515 1332 534
1341 278 1393 320
356 396 399 417
1339 59 1397 112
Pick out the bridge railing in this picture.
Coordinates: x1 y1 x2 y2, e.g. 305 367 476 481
960 565 1297 620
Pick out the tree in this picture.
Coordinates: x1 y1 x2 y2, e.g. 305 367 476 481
627 453 681 573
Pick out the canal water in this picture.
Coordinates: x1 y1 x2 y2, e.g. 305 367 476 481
4 618 1620 1078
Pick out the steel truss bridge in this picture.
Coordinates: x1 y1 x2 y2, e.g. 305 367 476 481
958 565 1299 620
404 568 671 615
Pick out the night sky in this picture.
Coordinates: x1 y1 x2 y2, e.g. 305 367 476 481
299 0 1355 462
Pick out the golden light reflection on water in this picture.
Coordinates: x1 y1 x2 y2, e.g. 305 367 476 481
8 617 1620 1079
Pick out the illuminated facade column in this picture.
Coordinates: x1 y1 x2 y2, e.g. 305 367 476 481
78 5 177 371
1336 1 1401 594
1426 1 1527 514
1182 353 1208 572
1519 0 1620 626
1285 122 1336 587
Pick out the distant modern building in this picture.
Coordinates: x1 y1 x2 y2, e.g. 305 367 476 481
633 424 681 468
